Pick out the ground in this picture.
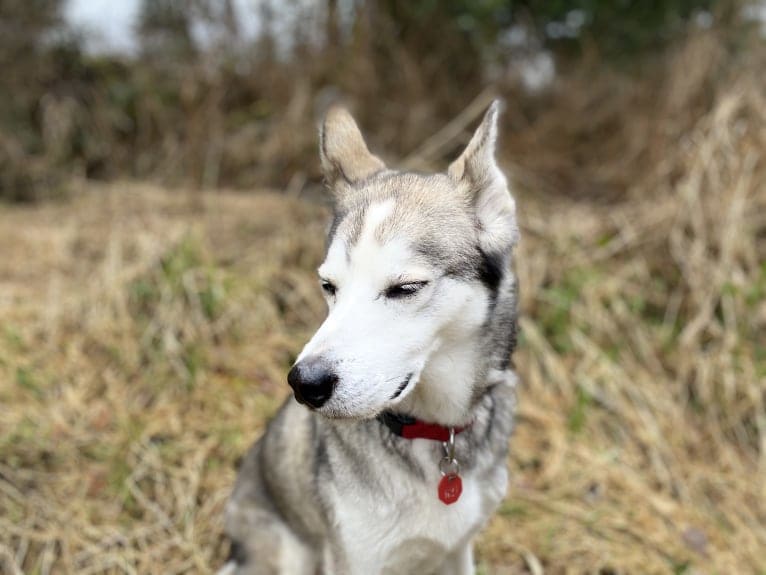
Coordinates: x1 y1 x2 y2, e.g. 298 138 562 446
0 176 764 574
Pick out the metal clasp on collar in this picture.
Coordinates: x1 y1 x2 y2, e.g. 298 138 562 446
439 427 460 477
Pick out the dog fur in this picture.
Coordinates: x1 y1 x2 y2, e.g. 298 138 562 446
220 101 520 575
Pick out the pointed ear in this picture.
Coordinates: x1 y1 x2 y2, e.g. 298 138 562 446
448 100 518 253
319 106 385 187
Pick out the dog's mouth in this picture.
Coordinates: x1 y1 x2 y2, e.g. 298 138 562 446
309 373 419 421
389 372 415 401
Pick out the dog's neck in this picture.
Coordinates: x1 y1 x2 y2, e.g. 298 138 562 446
392 335 490 427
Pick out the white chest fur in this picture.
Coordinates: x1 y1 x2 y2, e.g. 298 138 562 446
325 439 508 575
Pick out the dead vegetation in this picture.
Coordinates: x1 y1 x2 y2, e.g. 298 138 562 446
1 31 765 575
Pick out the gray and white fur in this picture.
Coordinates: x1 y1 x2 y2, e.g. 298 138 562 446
220 101 520 575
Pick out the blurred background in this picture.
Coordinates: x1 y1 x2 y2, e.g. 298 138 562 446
1 1 765 573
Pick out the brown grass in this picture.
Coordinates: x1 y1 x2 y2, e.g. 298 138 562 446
1 38 765 575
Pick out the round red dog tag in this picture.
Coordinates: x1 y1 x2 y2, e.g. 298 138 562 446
438 474 462 505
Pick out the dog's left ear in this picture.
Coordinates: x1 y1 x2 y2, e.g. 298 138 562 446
448 100 518 253
319 106 386 189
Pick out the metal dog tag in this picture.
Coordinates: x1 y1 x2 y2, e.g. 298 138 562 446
438 473 463 505
438 427 462 504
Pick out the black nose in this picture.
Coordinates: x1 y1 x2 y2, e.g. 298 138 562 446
287 357 338 409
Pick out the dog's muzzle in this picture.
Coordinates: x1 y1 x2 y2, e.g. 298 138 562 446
287 356 338 409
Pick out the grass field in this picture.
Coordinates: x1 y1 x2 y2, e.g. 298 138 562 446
1 61 765 573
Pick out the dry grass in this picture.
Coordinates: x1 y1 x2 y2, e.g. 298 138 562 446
2 46 766 575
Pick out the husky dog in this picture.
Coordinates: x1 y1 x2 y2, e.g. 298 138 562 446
220 101 520 575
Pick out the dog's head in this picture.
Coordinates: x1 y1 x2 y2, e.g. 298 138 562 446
288 101 518 421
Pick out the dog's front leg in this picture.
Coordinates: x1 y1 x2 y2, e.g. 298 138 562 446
439 543 474 575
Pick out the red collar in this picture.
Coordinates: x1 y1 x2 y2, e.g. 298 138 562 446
378 411 471 442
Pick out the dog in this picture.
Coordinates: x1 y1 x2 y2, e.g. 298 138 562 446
220 100 520 575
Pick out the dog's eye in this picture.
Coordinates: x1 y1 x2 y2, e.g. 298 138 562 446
320 280 337 297
384 281 428 299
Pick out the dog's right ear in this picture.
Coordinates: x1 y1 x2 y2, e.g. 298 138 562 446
319 107 385 189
